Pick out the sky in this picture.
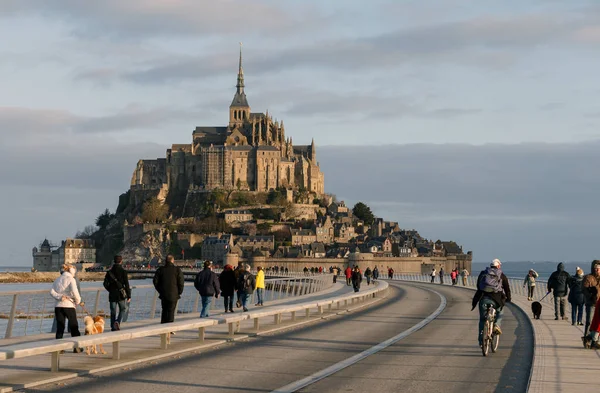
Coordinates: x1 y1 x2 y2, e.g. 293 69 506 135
1 0 599 266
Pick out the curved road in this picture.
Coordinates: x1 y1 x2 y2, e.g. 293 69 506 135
29 282 533 393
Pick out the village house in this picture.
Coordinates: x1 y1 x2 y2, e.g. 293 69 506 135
201 234 233 263
315 216 334 244
223 210 253 224
235 235 275 252
334 223 355 243
291 228 317 245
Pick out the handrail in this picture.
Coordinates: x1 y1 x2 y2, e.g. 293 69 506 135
0 280 389 373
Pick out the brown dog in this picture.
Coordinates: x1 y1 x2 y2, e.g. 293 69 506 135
83 316 106 355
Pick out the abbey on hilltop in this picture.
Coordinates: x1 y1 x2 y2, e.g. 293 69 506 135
131 46 325 196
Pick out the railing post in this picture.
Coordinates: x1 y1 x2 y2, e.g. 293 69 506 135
93 290 101 316
5 294 18 338
150 292 159 319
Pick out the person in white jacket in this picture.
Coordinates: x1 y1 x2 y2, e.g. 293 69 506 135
50 264 83 345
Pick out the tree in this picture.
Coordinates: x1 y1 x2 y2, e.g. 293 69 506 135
141 198 169 223
75 225 97 239
95 208 113 229
352 202 375 225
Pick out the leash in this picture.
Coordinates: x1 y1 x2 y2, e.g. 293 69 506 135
78 302 93 317
538 292 551 302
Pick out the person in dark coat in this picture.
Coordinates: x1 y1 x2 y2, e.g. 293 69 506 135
547 262 571 320
351 266 362 292
103 255 131 331
237 264 256 312
194 261 220 318
582 260 600 336
364 267 373 285
373 266 379 281
568 267 585 326
153 255 184 324
439 267 445 284
219 264 237 313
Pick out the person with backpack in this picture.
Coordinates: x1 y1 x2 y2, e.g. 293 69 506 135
471 259 511 347
523 269 538 301
194 261 220 318
568 268 585 326
103 255 131 331
237 264 256 312
364 267 373 285
547 262 571 320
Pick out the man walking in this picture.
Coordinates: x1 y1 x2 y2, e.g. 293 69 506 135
194 261 220 317
332 266 339 283
547 262 571 320
103 255 131 331
351 266 362 293
237 264 256 312
439 267 445 284
345 266 352 286
153 255 184 324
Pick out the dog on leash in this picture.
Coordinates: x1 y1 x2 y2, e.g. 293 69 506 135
83 316 106 355
531 301 542 319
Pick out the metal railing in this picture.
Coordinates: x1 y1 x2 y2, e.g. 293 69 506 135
0 273 332 339
387 273 553 305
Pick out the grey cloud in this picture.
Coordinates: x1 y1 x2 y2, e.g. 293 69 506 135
0 105 198 143
0 0 308 39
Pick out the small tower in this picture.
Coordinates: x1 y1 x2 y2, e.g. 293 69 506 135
310 138 316 161
229 43 250 127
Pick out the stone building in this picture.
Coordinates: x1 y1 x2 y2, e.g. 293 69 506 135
32 238 96 272
201 234 233 263
130 47 325 201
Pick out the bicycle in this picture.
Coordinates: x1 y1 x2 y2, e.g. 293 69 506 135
481 304 500 356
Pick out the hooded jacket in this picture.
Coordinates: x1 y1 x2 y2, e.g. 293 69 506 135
471 268 511 310
547 263 571 297
568 273 585 305
255 270 265 289
582 260 600 306
50 271 81 308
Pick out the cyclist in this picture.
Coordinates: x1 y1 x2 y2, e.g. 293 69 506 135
472 258 511 347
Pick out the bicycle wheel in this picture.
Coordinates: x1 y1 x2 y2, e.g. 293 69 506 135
481 322 490 356
491 331 500 353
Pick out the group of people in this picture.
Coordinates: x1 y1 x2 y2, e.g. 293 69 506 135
430 267 470 285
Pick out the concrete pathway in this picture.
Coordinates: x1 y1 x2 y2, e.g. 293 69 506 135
19 282 530 393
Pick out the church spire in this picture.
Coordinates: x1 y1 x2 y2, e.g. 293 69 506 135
236 42 244 94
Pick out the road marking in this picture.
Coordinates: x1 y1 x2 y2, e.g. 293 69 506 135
271 285 447 393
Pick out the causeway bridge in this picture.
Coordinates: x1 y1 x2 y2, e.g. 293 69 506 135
0 273 597 392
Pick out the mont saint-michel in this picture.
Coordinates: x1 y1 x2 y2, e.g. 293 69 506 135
131 47 324 199
31 49 471 274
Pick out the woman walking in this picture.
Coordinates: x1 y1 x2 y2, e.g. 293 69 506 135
50 264 84 352
568 268 585 326
523 269 539 301
219 264 237 312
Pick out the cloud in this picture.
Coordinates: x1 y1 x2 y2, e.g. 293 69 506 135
0 0 307 39
0 105 198 144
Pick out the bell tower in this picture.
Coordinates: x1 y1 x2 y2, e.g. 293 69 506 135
229 43 250 127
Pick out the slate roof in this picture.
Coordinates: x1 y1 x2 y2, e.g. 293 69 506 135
231 91 249 107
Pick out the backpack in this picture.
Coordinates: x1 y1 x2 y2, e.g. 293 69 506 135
243 273 253 292
478 267 504 293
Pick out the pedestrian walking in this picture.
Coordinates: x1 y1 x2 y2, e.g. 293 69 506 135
430 268 436 283
351 266 362 293
332 266 339 283
388 267 394 279
373 266 379 281
568 267 585 326
219 264 237 312
582 295 600 349
194 261 220 318
345 266 352 286
103 255 131 331
255 266 265 306
461 268 469 286
523 269 538 301
439 267 445 284
450 269 458 285
153 255 184 324
50 264 83 352
547 262 571 320
237 264 256 312
365 267 373 285
583 260 600 336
